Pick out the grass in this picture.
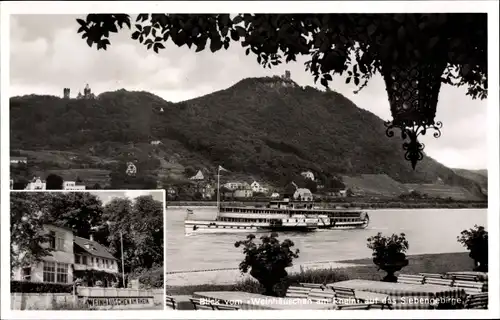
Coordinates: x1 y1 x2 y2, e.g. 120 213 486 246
166 252 475 297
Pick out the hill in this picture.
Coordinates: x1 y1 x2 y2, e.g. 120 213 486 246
9 76 486 199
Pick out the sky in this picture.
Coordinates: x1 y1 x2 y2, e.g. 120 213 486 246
9 14 489 170
90 190 164 205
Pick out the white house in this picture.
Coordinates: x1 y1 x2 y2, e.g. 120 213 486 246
271 192 280 199
293 188 314 201
25 177 46 190
223 182 244 191
73 234 119 274
250 181 269 194
12 225 75 284
11 156 28 164
233 189 253 198
12 224 118 286
301 171 315 181
125 162 137 176
189 170 205 180
63 181 86 190
150 140 161 145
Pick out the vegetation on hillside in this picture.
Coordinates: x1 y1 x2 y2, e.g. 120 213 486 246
10 77 485 198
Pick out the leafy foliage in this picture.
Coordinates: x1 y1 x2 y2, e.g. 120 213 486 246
10 281 73 293
367 232 409 265
103 195 164 273
76 14 487 99
46 173 64 190
10 193 55 271
457 225 488 272
234 233 299 296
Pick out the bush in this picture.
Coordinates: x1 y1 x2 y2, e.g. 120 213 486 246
11 281 73 293
234 233 299 296
457 225 488 272
129 264 164 289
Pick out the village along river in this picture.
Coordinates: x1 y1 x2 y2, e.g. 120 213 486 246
166 207 487 285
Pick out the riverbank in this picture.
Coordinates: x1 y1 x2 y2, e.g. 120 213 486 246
166 200 487 209
166 252 473 296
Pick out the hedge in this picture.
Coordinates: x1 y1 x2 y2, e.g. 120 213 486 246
11 281 73 293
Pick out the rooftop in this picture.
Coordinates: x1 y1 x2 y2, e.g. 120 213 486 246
74 236 118 261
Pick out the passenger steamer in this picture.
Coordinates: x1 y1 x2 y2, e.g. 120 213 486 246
184 166 369 235
184 199 369 235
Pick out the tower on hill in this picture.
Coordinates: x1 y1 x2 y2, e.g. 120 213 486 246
63 88 70 99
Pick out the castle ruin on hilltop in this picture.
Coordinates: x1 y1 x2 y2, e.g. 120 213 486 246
62 84 96 99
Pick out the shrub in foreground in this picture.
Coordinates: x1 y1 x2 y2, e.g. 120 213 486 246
11 281 73 293
235 233 299 296
457 225 488 272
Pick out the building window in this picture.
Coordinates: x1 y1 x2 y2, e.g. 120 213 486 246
90 257 94 265
43 262 69 283
43 262 56 283
75 255 80 264
82 255 88 265
56 263 69 283
48 231 56 249
22 267 31 281
56 233 65 251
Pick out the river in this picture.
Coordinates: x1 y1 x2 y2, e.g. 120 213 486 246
166 207 486 276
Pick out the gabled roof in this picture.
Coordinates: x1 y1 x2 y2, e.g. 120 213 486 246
74 236 118 261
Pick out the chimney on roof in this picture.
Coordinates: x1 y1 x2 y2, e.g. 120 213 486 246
89 234 94 242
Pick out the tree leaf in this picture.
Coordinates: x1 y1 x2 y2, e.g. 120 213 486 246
210 36 222 53
354 77 360 86
230 29 239 41
346 77 351 84
232 15 243 25
76 19 86 26
235 26 246 37
131 31 141 40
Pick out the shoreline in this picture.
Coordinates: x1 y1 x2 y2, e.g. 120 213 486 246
166 201 487 210
166 252 474 295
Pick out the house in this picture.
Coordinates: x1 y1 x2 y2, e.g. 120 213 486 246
189 170 205 181
301 171 315 181
63 181 86 190
293 188 313 201
12 224 118 287
11 156 28 164
12 224 75 284
202 184 215 199
167 187 177 196
25 177 46 190
233 189 253 198
223 182 244 191
73 235 119 275
150 140 161 145
125 162 137 176
250 181 269 194
270 192 280 199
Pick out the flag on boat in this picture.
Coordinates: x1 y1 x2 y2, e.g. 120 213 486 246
186 209 193 214
218 165 230 172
